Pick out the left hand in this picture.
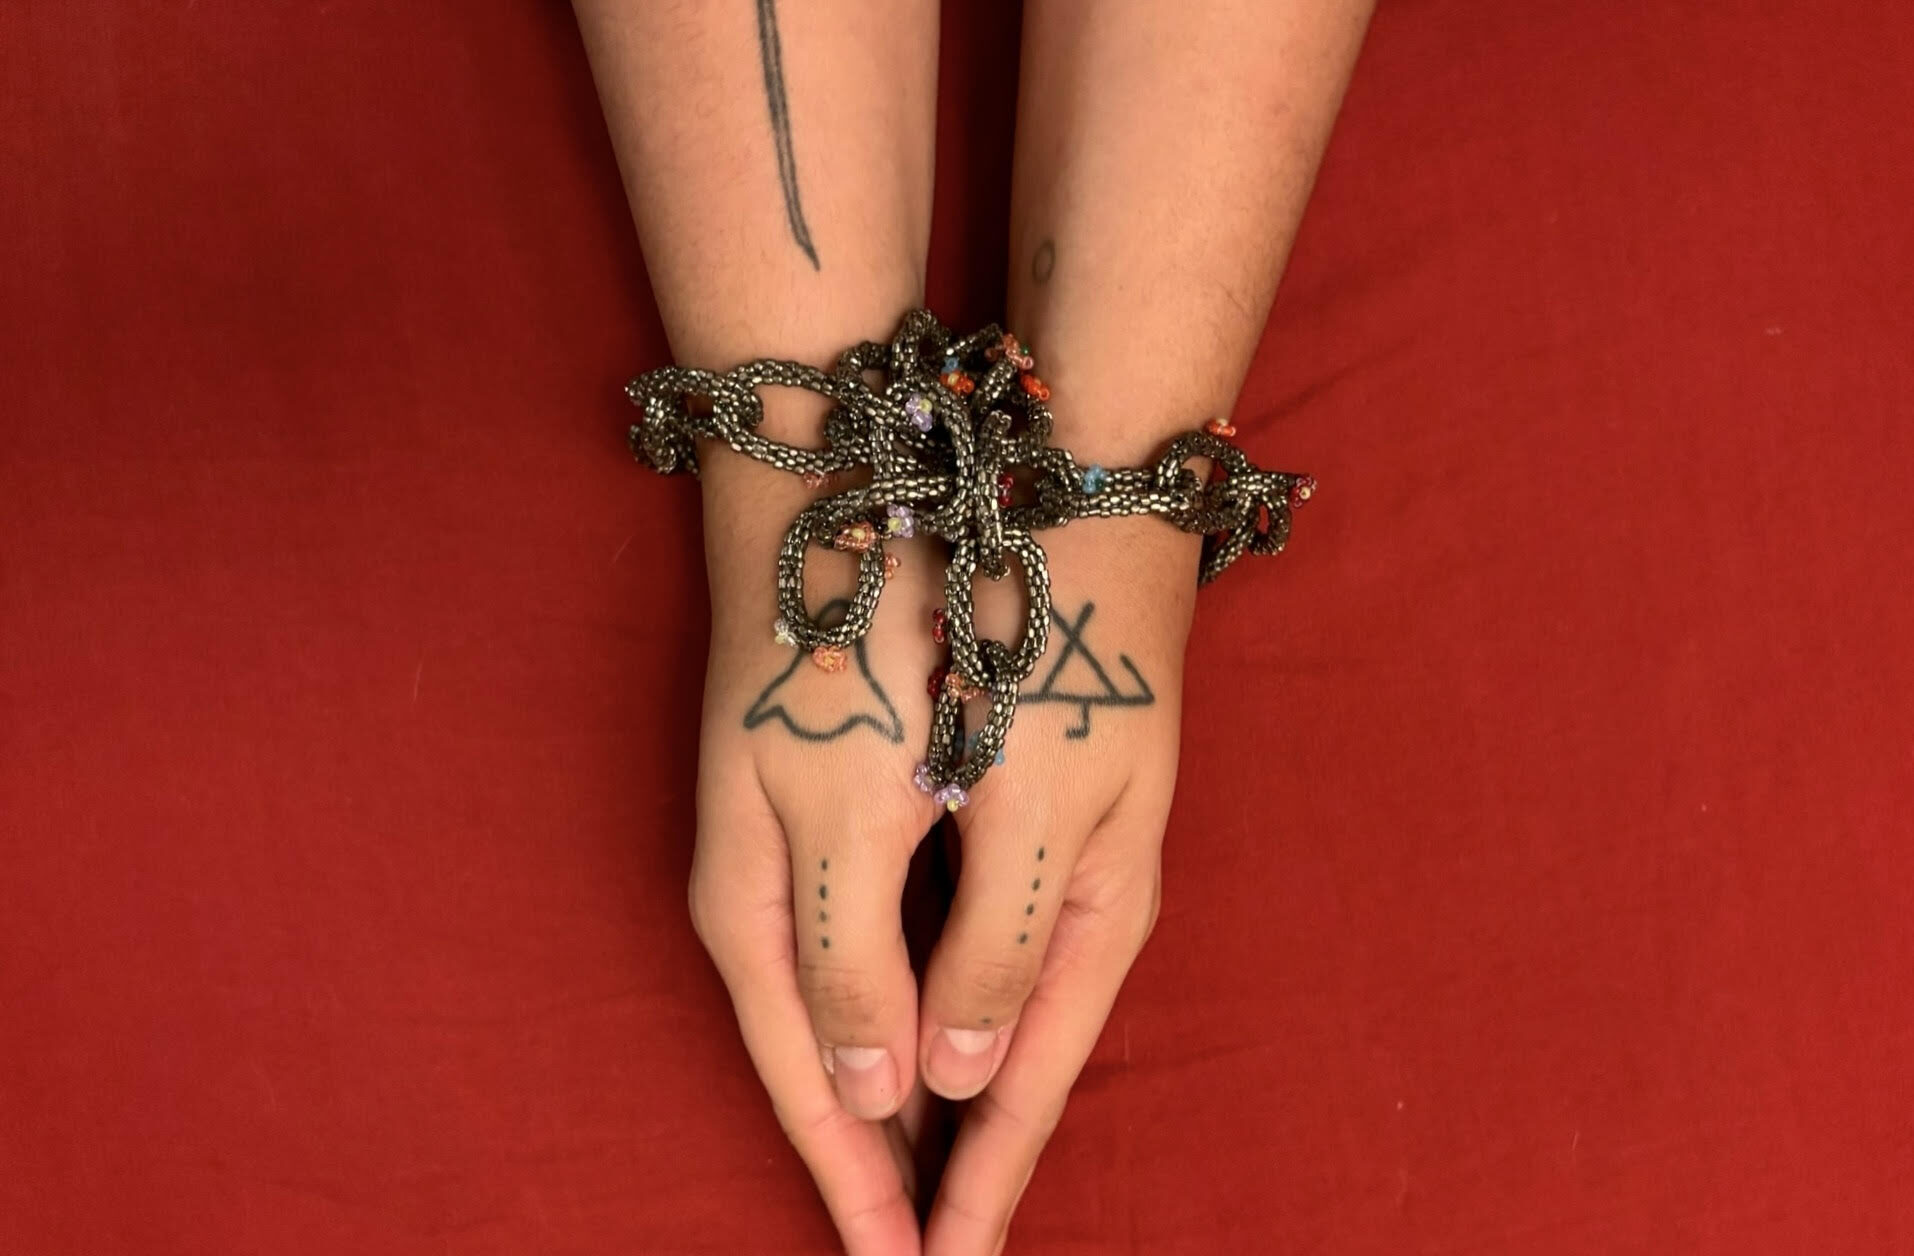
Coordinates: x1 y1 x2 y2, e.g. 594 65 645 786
912 518 1201 1255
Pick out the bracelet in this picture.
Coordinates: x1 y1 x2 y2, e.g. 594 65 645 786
625 309 1314 810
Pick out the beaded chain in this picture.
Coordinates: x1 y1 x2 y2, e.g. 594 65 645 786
625 309 1314 810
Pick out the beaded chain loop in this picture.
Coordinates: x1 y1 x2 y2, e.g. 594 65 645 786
626 309 1315 807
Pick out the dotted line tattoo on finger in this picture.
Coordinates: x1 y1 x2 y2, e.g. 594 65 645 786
817 858 830 949
1019 845 1047 944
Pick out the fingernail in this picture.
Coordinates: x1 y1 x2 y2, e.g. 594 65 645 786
831 1045 899 1120
926 1025 1004 1099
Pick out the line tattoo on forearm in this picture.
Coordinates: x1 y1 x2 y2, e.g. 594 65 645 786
1018 602 1154 738
754 0 820 269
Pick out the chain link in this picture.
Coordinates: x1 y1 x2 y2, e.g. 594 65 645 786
626 309 1314 806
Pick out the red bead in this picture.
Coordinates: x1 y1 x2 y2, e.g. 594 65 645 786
996 471 1015 508
927 666 948 699
1204 418 1238 438
931 608 948 643
1288 474 1318 507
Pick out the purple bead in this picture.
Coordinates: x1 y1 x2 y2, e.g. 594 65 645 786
905 392 935 432
933 784 969 813
913 763 935 794
885 503 916 539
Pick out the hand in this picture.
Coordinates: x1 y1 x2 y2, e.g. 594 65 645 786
687 440 943 1256
917 519 1196 1255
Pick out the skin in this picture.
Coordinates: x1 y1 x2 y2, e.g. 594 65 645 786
571 2 1373 1252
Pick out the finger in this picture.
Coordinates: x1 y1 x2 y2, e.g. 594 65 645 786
692 772 922 1256
916 786 1096 1099
922 831 1160 1256
779 786 925 1121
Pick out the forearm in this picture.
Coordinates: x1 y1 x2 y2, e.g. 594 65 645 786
572 0 939 369
574 0 942 627
1007 0 1374 461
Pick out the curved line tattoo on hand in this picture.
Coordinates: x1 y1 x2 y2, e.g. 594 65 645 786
744 599 904 743
754 0 820 269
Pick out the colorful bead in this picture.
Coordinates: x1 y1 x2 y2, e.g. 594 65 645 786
941 369 975 396
1081 465 1109 495
987 333 1034 372
1019 373 1050 402
811 645 847 673
964 731 1006 766
944 671 984 702
884 504 916 539
996 471 1016 508
933 784 969 813
1288 474 1318 507
1204 418 1238 438
800 469 827 489
833 520 877 553
904 392 934 432
931 607 948 644
927 665 948 699
772 618 797 648
942 355 960 374
883 552 902 577
913 763 936 794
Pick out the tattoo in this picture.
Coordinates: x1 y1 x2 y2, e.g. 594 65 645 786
1031 239 1055 284
816 858 830 949
754 0 820 269
1018 849 1043 944
744 600 905 743
1018 603 1155 738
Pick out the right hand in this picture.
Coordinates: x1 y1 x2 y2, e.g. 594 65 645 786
686 442 943 1256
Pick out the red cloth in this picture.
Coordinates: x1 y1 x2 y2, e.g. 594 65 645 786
4 2 1912 1252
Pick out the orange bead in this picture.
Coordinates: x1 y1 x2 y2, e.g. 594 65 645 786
811 645 848 673
833 520 877 553
1019 373 1050 402
1204 418 1238 438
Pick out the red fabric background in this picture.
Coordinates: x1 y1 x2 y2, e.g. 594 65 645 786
4 2 1912 1252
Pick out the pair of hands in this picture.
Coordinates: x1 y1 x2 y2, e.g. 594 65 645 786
686 441 1199 1255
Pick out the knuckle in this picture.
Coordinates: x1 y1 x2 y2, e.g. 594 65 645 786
686 876 726 954
1136 876 1164 950
976 1085 1062 1145
797 958 893 1036
955 952 1042 1013
1056 874 1160 960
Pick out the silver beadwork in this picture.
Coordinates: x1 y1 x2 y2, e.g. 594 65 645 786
625 309 1309 797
